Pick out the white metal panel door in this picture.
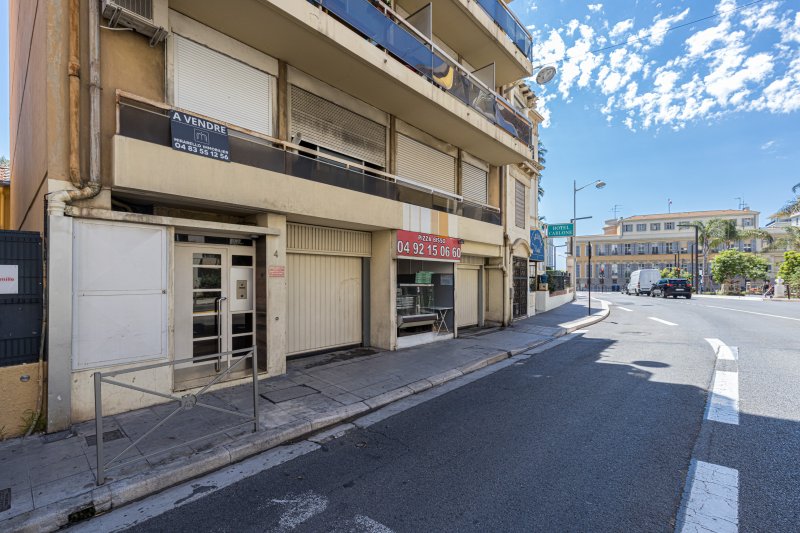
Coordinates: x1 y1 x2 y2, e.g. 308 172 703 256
287 254 362 355
397 134 456 193
72 220 167 370
456 266 479 328
173 35 274 136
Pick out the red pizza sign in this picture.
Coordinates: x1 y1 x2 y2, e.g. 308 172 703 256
396 230 462 261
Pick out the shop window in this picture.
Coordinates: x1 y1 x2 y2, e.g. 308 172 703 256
396 260 455 338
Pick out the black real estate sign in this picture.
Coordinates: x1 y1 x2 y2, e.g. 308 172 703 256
170 110 230 162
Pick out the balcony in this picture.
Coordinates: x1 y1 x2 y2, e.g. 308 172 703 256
115 93 501 225
395 0 532 85
169 0 532 165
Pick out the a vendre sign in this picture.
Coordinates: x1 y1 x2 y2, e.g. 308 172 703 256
0 265 19 294
396 230 462 261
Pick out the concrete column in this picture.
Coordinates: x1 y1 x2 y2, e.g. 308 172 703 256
370 230 396 350
46 208 74 432
256 213 286 376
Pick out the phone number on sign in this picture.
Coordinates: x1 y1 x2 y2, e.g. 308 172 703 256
397 240 462 259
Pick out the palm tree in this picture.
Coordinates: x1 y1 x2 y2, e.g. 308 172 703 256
689 219 721 291
762 226 800 252
775 183 800 218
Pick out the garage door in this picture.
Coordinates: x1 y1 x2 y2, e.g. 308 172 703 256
286 224 370 356
456 266 479 328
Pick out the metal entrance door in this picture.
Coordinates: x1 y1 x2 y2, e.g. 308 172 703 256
512 257 528 319
174 244 255 390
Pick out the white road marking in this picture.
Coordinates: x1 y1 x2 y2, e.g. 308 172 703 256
616 306 633 312
352 515 395 533
706 371 739 425
697 304 800 322
274 491 329 531
648 317 678 326
677 460 739 533
704 339 738 361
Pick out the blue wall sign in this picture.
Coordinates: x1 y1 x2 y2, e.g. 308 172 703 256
530 229 545 262
170 111 230 162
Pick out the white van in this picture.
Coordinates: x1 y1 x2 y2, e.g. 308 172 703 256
627 269 661 296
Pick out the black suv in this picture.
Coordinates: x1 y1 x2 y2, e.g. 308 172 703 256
651 278 692 299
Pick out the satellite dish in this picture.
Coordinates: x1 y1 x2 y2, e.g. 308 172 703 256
535 66 557 85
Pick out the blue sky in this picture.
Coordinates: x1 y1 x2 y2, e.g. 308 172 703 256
511 0 800 266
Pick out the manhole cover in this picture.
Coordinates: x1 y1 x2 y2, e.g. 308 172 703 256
0 488 11 512
260 385 319 403
86 429 125 447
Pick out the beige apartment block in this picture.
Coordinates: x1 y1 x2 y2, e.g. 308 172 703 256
10 0 543 430
569 209 761 289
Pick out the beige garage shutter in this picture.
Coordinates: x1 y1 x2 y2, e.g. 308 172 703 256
397 134 456 194
286 224 369 355
515 179 526 228
290 85 386 167
173 35 274 136
461 161 488 204
456 266 480 328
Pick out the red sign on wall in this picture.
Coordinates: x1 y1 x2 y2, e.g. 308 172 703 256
396 230 462 261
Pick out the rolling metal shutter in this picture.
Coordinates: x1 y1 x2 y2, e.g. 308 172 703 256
461 161 488 204
397 134 456 194
290 85 386 167
173 35 274 136
456 266 479 328
515 179 526 229
286 224 369 355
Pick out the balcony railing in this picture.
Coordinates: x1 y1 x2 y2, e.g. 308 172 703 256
474 0 532 58
116 92 501 225
310 0 532 146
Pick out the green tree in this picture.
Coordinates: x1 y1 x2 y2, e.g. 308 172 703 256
712 250 769 292
536 140 547 201
762 226 800 253
660 267 692 281
775 183 800 219
778 250 800 281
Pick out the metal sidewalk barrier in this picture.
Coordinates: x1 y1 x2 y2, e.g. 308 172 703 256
93 346 259 485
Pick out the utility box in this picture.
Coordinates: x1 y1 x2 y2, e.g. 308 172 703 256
0 230 43 367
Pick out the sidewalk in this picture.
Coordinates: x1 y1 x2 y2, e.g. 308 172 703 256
1 296 608 532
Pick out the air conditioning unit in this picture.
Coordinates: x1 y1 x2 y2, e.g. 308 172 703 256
102 0 167 46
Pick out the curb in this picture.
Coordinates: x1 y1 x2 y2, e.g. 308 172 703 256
5 306 610 532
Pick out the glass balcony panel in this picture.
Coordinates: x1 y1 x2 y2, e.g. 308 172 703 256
474 0 532 57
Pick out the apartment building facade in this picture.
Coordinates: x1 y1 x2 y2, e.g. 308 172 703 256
10 0 542 431
570 209 760 289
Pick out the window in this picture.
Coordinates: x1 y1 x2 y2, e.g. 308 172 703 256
636 223 647 231
623 224 633 232
679 221 689 229
576 264 581 278
576 244 581 257
665 242 674 254
515 180 526 229
651 223 661 231
611 244 619 255
743 242 753 252
624 243 632 255
637 243 646 254
742 218 754 227
664 222 675 230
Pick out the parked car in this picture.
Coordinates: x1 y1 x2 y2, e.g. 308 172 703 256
627 269 661 296
651 278 692 299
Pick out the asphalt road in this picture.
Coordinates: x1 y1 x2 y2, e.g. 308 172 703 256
112 294 798 532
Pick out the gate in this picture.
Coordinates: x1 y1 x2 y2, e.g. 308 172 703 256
512 257 528 319
0 230 43 367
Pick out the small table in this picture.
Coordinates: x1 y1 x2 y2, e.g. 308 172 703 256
426 306 453 334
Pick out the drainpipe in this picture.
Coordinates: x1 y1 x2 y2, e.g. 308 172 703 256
49 0 102 210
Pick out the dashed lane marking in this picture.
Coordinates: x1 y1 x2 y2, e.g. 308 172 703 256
706 370 739 425
677 460 739 533
704 339 738 361
616 306 633 312
648 317 678 326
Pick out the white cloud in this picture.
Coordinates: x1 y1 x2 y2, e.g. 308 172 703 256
760 140 776 150
588 4 603 13
609 19 634 40
530 0 800 130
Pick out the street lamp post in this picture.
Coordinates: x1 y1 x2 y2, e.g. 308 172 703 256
573 179 606 292
678 224 700 293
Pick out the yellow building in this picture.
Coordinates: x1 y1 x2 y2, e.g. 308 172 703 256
570 209 761 290
10 0 543 430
